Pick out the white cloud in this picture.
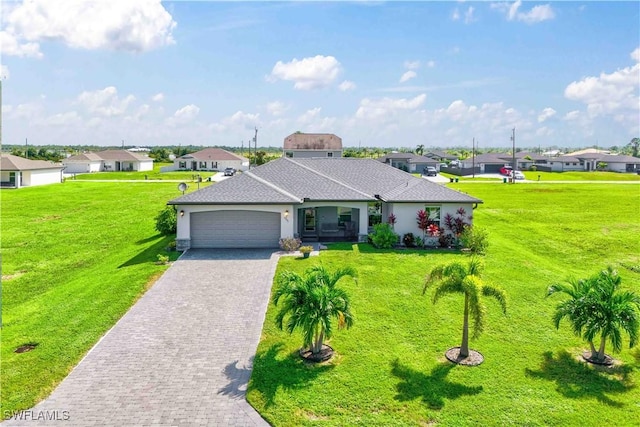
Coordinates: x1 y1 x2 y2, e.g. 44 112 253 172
338 80 356 92
399 71 417 83
43 111 81 126
266 101 287 116
464 6 476 24
632 47 640 63
563 110 581 121
1 64 10 79
426 60 436 68
269 55 341 90
564 63 640 117
211 110 260 132
452 8 460 21
3 0 176 54
356 94 426 120
76 87 136 117
151 93 164 102
492 1 555 24
0 30 42 58
404 60 420 70
297 107 322 124
174 104 200 121
538 107 556 123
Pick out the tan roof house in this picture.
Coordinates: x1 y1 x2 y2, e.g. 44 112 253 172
63 150 153 173
1 154 64 188
283 133 343 158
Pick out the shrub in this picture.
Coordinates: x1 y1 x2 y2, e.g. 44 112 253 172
403 233 416 247
439 234 453 248
156 254 169 265
155 206 177 235
279 237 302 252
459 225 489 255
299 245 314 254
369 223 399 249
415 235 425 248
529 165 537 172
166 241 177 251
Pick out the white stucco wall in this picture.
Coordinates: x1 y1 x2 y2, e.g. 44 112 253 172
22 169 62 187
173 159 245 171
388 202 475 241
63 161 102 173
550 161 584 172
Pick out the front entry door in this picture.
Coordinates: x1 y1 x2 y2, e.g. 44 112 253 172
304 208 316 234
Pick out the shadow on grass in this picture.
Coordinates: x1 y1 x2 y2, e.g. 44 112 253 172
524 350 636 407
247 343 335 408
135 233 164 245
391 359 483 409
118 235 175 268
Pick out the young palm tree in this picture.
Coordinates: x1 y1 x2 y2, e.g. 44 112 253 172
547 267 640 363
273 265 356 358
423 258 507 361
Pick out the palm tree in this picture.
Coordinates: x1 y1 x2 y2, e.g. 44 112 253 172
273 265 356 359
547 267 640 364
416 144 425 156
423 258 507 363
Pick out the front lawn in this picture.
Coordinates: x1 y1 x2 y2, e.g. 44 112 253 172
247 183 640 426
71 162 217 181
0 182 187 415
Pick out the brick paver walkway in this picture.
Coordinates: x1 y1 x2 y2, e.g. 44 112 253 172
5 249 277 426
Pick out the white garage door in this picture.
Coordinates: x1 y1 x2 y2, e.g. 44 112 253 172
190 210 281 248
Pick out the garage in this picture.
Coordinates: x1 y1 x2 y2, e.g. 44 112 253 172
482 164 503 173
190 210 281 248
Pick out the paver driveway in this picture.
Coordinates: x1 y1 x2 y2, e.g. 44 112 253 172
5 249 277 426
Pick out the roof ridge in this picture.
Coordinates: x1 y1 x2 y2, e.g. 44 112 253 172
285 157 372 198
243 170 303 203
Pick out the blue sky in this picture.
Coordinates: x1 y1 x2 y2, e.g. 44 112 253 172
2 1 639 149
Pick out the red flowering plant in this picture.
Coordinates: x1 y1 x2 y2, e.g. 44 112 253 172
387 213 397 228
443 207 471 247
427 224 440 237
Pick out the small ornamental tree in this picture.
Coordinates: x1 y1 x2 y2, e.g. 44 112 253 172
443 208 471 247
417 210 429 241
155 206 177 235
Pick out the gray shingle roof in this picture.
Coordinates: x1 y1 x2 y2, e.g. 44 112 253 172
64 153 103 162
169 157 482 205
177 148 248 162
95 150 152 161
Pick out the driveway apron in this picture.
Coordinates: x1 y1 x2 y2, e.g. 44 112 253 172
5 249 277 426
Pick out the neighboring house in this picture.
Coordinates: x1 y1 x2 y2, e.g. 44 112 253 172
168 157 482 250
424 150 458 162
575 154 640 173
377 152 439 172
63 150 153 173
460 153 510 173
1 154 64 188
548 156 584 172
283 133 343 158
171 148 249 172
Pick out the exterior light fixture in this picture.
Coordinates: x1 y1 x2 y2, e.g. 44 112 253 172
284 209 289 219
179 210 185 217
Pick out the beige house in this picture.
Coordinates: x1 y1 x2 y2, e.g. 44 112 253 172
283 133 343 158
63 150 154 173
1 154 64 188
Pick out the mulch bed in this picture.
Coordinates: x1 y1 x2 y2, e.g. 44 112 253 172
300 345 334 363
445 347 484 366
581 350 614 366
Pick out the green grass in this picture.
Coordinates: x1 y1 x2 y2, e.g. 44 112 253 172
0 181 188 415
247 183 640 426
71 162 218 181
523 170 640 181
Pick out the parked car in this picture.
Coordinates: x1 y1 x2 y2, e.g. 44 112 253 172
510 170 525 180
223 167 236 176
449 160 460 168
499 165 513 175
423 166 438 176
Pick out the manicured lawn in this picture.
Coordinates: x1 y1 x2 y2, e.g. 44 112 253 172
71 162 217 181
521 170 640 181
0 181 187 416
247 183 640 426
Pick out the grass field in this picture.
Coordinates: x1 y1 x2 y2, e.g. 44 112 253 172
440 170 640 182
71 162 218 181
247 183 640 426
0 181 189 415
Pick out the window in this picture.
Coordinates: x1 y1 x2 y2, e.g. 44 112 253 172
368 202 382 227
199 161 207 168
285 151 293 158
425 206 441 226
327 152 333 158
178 161 186 169
338 207 352 226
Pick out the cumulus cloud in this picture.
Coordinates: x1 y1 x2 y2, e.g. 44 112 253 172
266 101 287 116
426 60 436 68
268 55 341 90
174 104 200 120
563 110 581 121
151 93 164 102
338 80 356 91
3 0 176 54
404 60 420 70
43 111 82 126
564 59 640 117
356 94 426 120
211 110 260 132
492 1 555 24
538 107 556 123
76 87 136 117
399 71 417 83
0 30 42 58
632 47 640 63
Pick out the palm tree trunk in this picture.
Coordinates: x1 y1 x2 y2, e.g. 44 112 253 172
313 328 325 354
460 293 470 358
589 341 597 359
597 335 607 362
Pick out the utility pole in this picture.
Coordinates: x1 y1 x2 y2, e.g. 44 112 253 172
253 127 258 167
511 128 516 184
472 137 475 179
25 138 28 158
